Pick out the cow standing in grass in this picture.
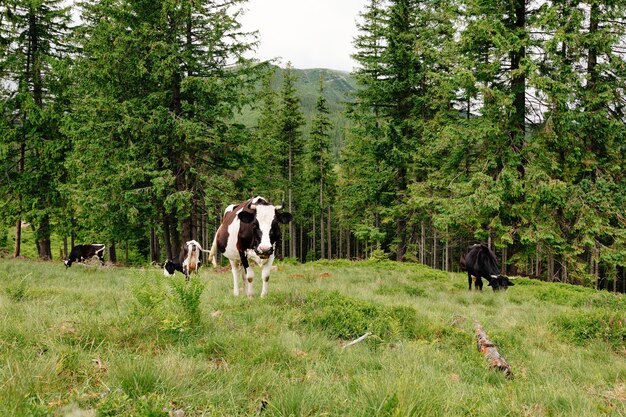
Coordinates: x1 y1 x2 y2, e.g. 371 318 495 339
209 196 292 297
464 244 514 291
64 244 106 267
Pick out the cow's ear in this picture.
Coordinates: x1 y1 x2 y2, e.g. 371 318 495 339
277 212 293 224
238 210 255 224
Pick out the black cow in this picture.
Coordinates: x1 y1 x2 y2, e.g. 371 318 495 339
208 196 292 297
464 244 514 291
64 244 106 268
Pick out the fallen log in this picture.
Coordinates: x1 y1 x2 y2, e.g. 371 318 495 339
474 321 513 378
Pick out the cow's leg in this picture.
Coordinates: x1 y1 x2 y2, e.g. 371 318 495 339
260 256 275 298
468 272 473 290
229 259 241 296
476 276 483 291
240 251 254 298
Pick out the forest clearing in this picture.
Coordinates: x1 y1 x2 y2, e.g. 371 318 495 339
0 258 624 416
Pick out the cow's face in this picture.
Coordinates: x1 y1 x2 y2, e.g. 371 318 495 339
488 275 515 291
64 259 71 268
238 204 292 258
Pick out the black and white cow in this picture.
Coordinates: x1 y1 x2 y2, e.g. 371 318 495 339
208 196 292 297
464 244 514 291
64 244 106 268
163 259 184 277
163 240 206 280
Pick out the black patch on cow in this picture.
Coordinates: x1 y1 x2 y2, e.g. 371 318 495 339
238 210 255 224
164 259 184 276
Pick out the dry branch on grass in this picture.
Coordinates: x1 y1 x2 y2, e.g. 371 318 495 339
474 321 513 378
342 332 372 349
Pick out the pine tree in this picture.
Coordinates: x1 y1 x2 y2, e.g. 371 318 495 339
276 63 305 258
66 0 260 259
0 0 72 259
305 75 335 259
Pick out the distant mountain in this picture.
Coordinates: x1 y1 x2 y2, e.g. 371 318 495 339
238 67 358 158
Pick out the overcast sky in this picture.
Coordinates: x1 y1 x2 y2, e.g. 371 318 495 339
239 0 367 72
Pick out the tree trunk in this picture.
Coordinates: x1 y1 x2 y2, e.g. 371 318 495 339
433 228 438 269
420 221 425 264
13 219 22 258
536 243 541 277
548 249 554 282
339 226 343 259
327 206 332 259
109 242 117 264
320 212 325 259
474 321 513 378
444 226 450 272
37 215 52 260
312 216 317 260
162 207 173 260
299 223 303 262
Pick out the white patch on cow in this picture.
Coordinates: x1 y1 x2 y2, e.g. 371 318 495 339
229 259 241 296
255 204 276 254
224 204 236 214
260 254 275 297
224 210 242 261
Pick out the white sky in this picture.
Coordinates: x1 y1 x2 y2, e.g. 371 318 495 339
239 0 367 72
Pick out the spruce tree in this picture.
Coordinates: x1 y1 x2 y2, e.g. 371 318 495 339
305 75 335 259
276 63 305 258
0 0 72 259
66 0 260 259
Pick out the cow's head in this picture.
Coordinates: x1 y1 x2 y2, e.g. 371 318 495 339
238 197 292 259
64 259 72 268
488 275 515 291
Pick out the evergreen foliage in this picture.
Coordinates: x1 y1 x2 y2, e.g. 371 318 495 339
0 0 624 290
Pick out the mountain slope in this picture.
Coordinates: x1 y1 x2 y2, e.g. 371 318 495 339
239 66 358 157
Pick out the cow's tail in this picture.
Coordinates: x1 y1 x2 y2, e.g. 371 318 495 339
208 233 218 268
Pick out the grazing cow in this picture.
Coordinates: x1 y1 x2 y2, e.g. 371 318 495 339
164 240 207 280
464 244 514 291
163 259 184 277
64 244 106 268
208 196 292 297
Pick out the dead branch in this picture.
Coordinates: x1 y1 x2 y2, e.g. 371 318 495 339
474 321 513 378
342 332 372 349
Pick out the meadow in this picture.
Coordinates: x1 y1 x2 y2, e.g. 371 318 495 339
0 258 624 416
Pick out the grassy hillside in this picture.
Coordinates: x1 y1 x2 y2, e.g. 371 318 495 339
238 67 357 158
0 259 625 416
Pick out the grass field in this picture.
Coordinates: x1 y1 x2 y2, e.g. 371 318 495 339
0 258 624 416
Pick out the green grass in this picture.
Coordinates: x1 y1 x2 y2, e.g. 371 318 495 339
0 258 624 416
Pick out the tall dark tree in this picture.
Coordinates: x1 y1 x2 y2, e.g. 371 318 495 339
0 0 72 259
305 75 335 259
276 63 305 258
66 0 260 260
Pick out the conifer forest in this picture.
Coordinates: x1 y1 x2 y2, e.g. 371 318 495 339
1 0 625 291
